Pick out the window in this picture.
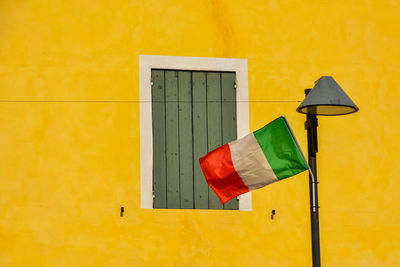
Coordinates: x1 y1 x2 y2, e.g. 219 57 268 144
140 56 251 210
152 70 237 209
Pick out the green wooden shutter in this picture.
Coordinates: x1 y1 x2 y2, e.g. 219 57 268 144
152 70 167 208
152 70 238 210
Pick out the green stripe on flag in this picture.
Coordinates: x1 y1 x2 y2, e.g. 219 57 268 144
253 117 308 180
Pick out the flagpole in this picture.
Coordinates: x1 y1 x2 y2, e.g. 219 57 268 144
304 89 321 267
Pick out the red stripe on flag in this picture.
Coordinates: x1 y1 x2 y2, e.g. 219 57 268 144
199 144 249 204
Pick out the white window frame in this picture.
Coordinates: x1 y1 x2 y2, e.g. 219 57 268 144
139 55 252 211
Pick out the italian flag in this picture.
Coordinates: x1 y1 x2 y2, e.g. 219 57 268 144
199 116 309 204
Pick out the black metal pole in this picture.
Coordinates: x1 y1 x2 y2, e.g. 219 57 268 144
304 89 321 267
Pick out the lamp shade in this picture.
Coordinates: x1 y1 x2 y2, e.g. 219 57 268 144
297 76 359 116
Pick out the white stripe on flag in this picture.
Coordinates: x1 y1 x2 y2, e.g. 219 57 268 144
229 133 278 190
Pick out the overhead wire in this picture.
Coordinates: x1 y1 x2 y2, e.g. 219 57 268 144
0 100 301 103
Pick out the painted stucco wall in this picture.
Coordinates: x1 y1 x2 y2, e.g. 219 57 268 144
1 0 399 266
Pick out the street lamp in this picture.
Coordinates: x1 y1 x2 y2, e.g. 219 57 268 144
296 76 359 267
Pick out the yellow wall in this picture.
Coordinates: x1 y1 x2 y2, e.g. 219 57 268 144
1 0 399 266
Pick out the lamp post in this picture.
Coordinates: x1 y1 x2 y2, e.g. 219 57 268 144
296 76 359 267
